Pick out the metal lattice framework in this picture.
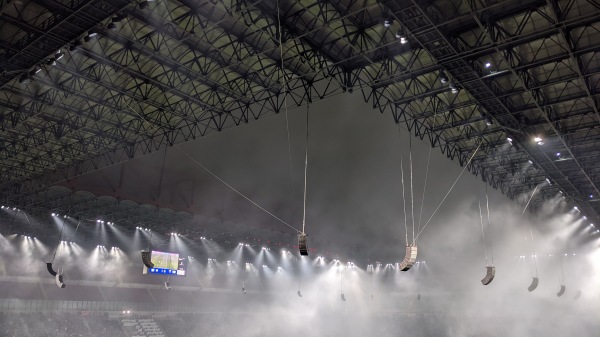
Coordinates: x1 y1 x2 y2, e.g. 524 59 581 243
1 0 599 228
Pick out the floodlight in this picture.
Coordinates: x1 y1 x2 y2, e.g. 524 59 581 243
18 74 30 84
439 71 448 84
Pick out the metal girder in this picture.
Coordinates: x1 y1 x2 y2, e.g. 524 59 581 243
373 0 600 221
1 0 599 227
0 0 133 87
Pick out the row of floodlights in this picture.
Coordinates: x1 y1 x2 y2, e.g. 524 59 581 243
136 227 151 231
96 220 115 225
239 242 250 247
1 206 19 211
381 17 408 44
170 232 182 236
518 253 578 258
18 50 64 84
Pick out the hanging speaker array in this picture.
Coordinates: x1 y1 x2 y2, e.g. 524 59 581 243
141 250 154 269
55 273 66 289
556 285 566 297
298 233 308 256
527 277 539 292
46 262 57 276
399 245 417 271
481 266 496 286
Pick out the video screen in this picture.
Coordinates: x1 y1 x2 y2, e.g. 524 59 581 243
143 250 188 276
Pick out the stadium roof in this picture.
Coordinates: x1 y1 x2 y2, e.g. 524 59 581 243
1 0 599 233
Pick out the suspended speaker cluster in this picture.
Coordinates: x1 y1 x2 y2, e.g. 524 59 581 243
141 250 154 268
297 290 302 297
46 263 57 276
298 233 308 256
47 262 66 288
399 245 417 271
340 293 346 301
55 273 66 289
528 277 539 292
164 281 171 290
556 285 566 297
481 266 496 285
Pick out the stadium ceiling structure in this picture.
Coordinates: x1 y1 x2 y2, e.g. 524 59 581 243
1 0 599 230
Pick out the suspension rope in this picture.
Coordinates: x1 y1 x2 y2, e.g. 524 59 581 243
417 146 432 235
413 141 482 243
178 149 301 234
340 266 343 295
52 216 67 262
302 105 309 234
559 255 565 285
485 184 495 265
276 0 295 203
478 197 489 266
523 185 539 277
409 134 415 243
71 218 81 242
400 155 408 246
7 208 18 235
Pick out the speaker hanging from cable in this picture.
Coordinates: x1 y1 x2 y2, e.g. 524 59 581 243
398 128 417 271
141 230 154 269
298 104 311 256
479 183 496 286
48 216 67 288
408 137 482 270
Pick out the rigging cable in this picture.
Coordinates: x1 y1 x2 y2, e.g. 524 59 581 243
414 141 482 243
522 185 540 277
398 125 408 246
302 104 309 234
417 146 432 236
417 105 440 235
559 254 565 286
409 133 415 243
485 184 495 265
179 149 301 234
276 0 296 201
52 216 67 263
478 196 489 266
400 155 408 246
